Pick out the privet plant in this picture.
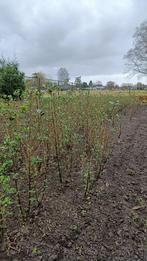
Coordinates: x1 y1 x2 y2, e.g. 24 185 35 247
0 86 136 247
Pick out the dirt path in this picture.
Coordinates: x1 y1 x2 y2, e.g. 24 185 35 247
1 105 147 261
60 105 147 261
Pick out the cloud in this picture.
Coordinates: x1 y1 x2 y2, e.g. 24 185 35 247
0 0 147 83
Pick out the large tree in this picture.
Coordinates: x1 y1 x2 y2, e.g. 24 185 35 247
106 81 117 90
124 20 147 76
74 76 82 88
89 80 93 88
82 82 88 89
57 68 69 82
0 58 25 99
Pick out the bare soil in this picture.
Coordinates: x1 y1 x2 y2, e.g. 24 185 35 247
1 105 147 261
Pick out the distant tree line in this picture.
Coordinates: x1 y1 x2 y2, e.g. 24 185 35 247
0 19 147 99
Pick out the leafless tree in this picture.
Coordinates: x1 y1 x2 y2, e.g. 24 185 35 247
74 76 81 87
106 81 117 90
57 68 69 82
124 20 147 76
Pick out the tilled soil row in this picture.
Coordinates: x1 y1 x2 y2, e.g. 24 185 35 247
59 105 147 261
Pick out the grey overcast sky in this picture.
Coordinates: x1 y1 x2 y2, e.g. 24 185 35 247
0 0 147 84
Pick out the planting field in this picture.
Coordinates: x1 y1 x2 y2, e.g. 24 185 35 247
0 90 147 260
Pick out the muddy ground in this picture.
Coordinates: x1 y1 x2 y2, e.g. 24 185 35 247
1 105 147 261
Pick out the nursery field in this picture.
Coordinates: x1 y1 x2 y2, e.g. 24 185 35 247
0 90 147 260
